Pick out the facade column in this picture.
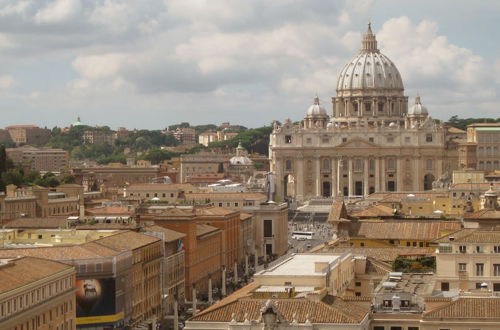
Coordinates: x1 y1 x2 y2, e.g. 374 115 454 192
274 158 283 201
192 286 197 316
208 275 213 304
233 262 238 284
437 158 443 179
348 158 353 197
331 157 337 197
221 267 227 297
296 157 304 200
337 157 342 196
396 158 403 192
413 157 420 191
380 157 386 192
245 254 249 277
364 158 369 196
315 156 321 197
375 157 381 192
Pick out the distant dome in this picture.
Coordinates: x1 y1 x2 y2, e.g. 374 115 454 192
306 95 327 117
230 156 253 166
72 116 84 126
408 96 428 116
230 141 253 165
336 23 404 92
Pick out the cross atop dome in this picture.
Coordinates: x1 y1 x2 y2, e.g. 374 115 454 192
361 22 379 53
313 94 320 105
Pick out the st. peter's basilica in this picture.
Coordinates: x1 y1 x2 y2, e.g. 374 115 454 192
270 23 460 201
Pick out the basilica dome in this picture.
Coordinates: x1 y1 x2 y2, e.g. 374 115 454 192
306 95 327 117
408 96 428 116
336 23 404 92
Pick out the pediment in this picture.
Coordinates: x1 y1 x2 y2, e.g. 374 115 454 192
336 138 379 148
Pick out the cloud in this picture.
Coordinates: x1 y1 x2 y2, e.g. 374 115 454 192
0 0 497 128
377 16 498 118
0 75 15 89
35 0 82 25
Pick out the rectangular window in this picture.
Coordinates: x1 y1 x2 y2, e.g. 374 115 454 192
355 282 361 287
459 245 466 253
494 246 500 253
78 264 87 273
426 159 433 170
441 282 450 291
263 220 273 238
408 327 419 330
426 134 433 142
459 263 467 271
387 158 396 170
494 264 500 276
476 245 484 253
476 263 484 276
285 135 292 144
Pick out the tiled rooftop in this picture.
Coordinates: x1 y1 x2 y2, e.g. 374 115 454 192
0 256 72 293
348 220 461 240
93 230 160 251
189 297 368 324
424 297 500 319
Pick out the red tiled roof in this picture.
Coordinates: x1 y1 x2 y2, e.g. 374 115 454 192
424 297 500 319
0 257 72 293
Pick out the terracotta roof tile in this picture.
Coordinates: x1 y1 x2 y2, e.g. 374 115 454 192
185 192 267 200
0 257 72 293
424 297 500 319
196 224 220 237
93 230 160 251
328 200 348 222
435 228 500 243
189 297 368 324
348 220 461 240
142 225 186 242
351 204 394 218
195 207 238 217
5 217 68 229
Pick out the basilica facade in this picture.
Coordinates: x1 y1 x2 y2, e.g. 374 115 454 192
270 24 459 201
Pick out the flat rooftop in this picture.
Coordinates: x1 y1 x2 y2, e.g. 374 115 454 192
256 253 340 277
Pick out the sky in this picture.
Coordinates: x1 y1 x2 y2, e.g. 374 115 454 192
0 0 498 129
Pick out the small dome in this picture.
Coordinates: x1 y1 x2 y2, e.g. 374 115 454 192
72 116 84 126
306 95 327 117
230 156 253 166
408 96 428 116
230 141 253 165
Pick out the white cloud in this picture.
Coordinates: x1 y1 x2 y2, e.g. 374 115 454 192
35 0 82 25
0 74 15 89
377 16 497 118
0 0 497 128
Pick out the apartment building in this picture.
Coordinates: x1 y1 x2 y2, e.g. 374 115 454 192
83 130 115 145
0 230 164 329
0 184 83 220
0 256 76 330
72 165 160 190
435 228 500 292
5 125 50 145
123 183 198 203
140 207 222 300
6 146 69 171
459 123 500 171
